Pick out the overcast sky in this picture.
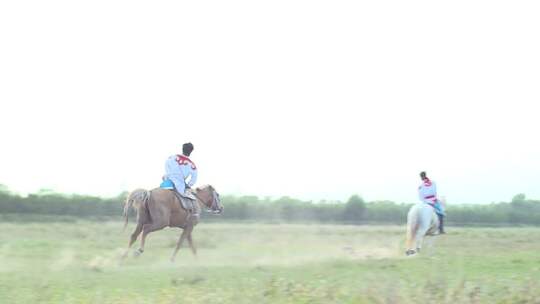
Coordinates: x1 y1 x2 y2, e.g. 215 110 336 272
1 0 539 204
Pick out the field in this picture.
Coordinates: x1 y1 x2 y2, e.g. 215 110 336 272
1 220 540 303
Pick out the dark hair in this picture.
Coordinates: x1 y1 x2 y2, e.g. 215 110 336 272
182 142 194 156
420 171 427 179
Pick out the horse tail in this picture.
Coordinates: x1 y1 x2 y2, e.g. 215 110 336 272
123 189 151 231
406 205 420 250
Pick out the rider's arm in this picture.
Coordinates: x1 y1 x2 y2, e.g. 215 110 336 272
188 168 198 187
418 186 424 201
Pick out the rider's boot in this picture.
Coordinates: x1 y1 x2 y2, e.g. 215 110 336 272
438 214 446 234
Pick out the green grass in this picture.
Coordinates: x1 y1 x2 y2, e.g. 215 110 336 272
1 221 540 303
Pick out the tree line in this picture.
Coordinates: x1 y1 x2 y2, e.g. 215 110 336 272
0 185 539 225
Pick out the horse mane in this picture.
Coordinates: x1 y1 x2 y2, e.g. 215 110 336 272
196 184 214 192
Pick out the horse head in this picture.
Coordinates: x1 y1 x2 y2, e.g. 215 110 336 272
195 185 224 214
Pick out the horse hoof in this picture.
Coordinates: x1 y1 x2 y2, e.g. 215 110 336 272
406 249 416 256
416 248 421 253
133 249 144 257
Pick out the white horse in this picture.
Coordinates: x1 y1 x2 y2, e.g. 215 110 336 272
405 202 440 256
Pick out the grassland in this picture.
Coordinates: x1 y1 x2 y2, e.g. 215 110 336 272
0 220 540 303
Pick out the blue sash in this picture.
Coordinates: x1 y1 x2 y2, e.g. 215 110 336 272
160 179 174 190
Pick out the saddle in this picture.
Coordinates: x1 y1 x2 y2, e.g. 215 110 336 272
174 190 197 212
159 179 197 212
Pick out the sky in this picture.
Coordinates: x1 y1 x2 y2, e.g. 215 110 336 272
1 0 539 204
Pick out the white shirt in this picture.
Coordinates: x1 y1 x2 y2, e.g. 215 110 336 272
165 154 198 187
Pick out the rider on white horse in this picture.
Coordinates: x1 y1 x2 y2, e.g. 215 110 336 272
418 171 446 234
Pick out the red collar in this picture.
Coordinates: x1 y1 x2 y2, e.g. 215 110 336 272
176 155 197 169
178 154 192 162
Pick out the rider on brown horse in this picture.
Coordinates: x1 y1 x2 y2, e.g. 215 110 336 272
162 142 198 200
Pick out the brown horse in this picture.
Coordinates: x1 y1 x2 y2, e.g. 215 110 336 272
122 185 223 262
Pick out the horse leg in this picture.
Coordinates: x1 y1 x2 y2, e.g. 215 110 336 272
170 226 192 262
406 225 415 251
136 222 166 256
122 222 143 259
187 231 197 257
406 223 418 255
415 226 429 252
